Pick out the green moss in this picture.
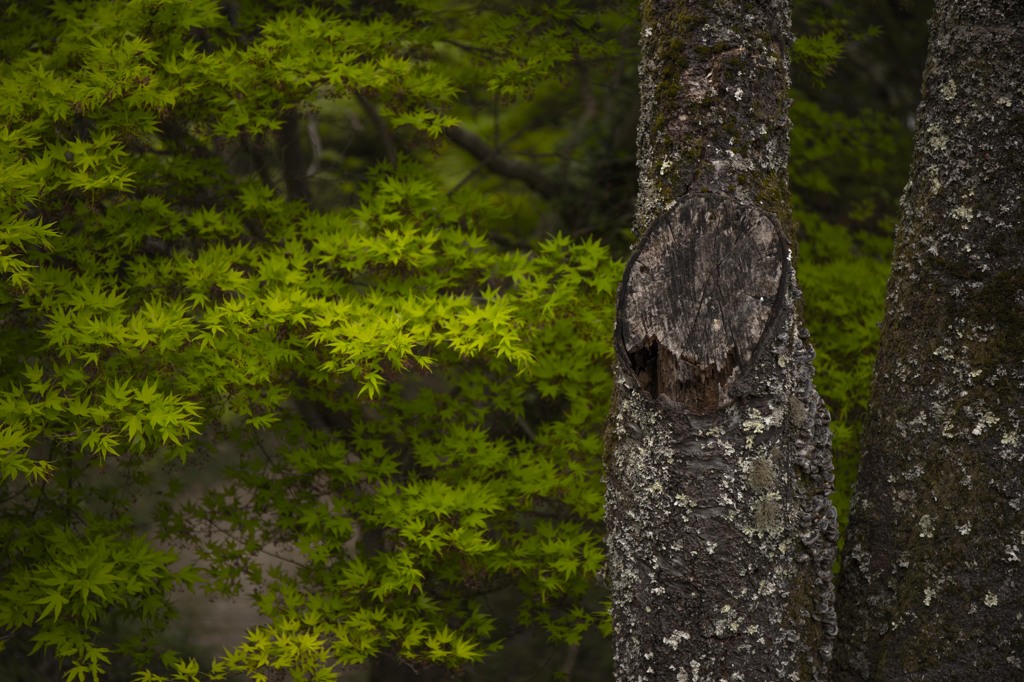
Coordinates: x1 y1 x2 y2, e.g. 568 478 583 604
669 9 704 34
694 41 732 57
654 75 680 105
722 118 738 137
755 171 791 230
646 9 710 200
652 113 666 134
651 11 700 119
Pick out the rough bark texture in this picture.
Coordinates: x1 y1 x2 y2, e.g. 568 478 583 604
833 2 1024 680
604 1 837 680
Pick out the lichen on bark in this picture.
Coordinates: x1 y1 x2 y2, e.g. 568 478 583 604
605 255 837 680
635 0 793 240
833 2 1024 679
606 0 837 679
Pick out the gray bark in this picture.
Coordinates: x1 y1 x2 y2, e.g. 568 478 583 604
833 2 1024 680
604 1 837 680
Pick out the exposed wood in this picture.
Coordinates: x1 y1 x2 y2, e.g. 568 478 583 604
617 194 788 413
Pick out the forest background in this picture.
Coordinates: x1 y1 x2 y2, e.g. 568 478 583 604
0 0 929 680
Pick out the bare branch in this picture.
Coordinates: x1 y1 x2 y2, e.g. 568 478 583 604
306 113 322 177
355 91 398 167
278 112 311 201
444 125 563 199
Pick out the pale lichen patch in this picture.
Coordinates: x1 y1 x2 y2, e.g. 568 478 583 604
752 494 783 536
950 205 974 224
745 455 777 491
971 412 999 435
927 123 948 150
918 515 935 538
664 630 691 650
742 409 767 434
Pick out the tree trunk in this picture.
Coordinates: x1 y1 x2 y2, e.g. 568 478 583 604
604 1 837 680
833 2 1024 680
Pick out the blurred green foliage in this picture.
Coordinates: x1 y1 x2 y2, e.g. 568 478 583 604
790 0 921 544
0 1 630 679
0 0 921 679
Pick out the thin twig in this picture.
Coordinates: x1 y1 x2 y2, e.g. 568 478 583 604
306 113 323 177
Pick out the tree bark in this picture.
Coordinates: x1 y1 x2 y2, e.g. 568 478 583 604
604 1 837 680
833 2 1024 680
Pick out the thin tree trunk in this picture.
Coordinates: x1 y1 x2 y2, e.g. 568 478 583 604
604 1 837 680
279 111 311 201
834 2 1024 679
